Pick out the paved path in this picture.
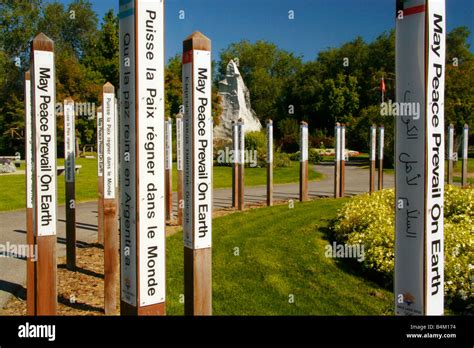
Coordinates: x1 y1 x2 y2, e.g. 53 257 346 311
0 164 393 310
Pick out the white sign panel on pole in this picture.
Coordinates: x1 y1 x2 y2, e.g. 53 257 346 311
267 122 273 164
136 0 165 306
341 126 346 161
395 0 445 316
176 117 183 171
33 50 57 236
183 49 212 250
378 127 384 160
64 100 75 183
448 126 454 161
370 126 376 162
25 75 33 209
103 92 116 199
424 0 445 315
119 0 137 306
463 126 468 160
238 121 245 165
335 125 341 162
165 119 172 170
97 111 103 177
232 122 238 164
300 124 308 162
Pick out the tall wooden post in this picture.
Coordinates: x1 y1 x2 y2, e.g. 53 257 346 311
64 97 76 270
378 126 384 190
237 119 245 210
102 83 118 315
182 31 213 315
176 114 184 225
267 119 273 206
119 0 166 315
334 123 341 198
462 124 469 187
232 121 239 208
447 123 454 184
24 70 36 315
299 121 309 201
340 124 346 198
395 0 445 315
97 106 104 244
165 117 173 222
31 33 57 315
369 125 376 193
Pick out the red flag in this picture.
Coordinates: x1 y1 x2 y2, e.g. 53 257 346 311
381 77 386 93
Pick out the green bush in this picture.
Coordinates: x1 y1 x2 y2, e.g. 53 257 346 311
289 149 323 164
331 186 473 311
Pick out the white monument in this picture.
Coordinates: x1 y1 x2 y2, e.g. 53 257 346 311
214 60 262 139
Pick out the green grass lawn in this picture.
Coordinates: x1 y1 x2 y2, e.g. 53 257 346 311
165 198 393 315
0 159 322 211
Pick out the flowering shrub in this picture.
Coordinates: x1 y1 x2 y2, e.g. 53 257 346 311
331 186 473 311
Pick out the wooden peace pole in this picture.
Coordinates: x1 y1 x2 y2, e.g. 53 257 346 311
182 31 213 315
231 121 239 208
299 121 309 202
334 123 341 198
165 117 173 222
462 124 469 187
369 125 376 193
176 114 184 225
237 119 245 210
31 33 57 315
24 70 36 315
267 119 273 206
447 123 454 184
119 0 166 315
378 125 384 190
64 97 76 270
97 105 104 244
102 82 118 315
340 124 346 198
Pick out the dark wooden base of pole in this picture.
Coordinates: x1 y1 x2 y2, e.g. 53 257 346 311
267 163 273 206
300 161 308 201
26 207 36 315
447 160 453 185
369 160 375 193
66 182 76 270
238 164 244 210
104 199 118 315
184 247 212 316
36 235 57 315
462 159 468 187
232 163 238 208
340 160 345 198
378 160 383 190
334 161 340 198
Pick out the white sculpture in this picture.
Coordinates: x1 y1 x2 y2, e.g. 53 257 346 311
214 60 262 140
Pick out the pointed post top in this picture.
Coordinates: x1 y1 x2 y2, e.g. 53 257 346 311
300 121 308 126
25 70 30 80
64 97 74 103
464 124 469 129
103 82 115 93
97 106 102 113
31 32 54 52
336 122 340 127
183 31 211 52
267 119 273 124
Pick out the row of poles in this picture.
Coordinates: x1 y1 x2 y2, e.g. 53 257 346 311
21 1 470 316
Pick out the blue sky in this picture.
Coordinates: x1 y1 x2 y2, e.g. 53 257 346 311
54 0 473 62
